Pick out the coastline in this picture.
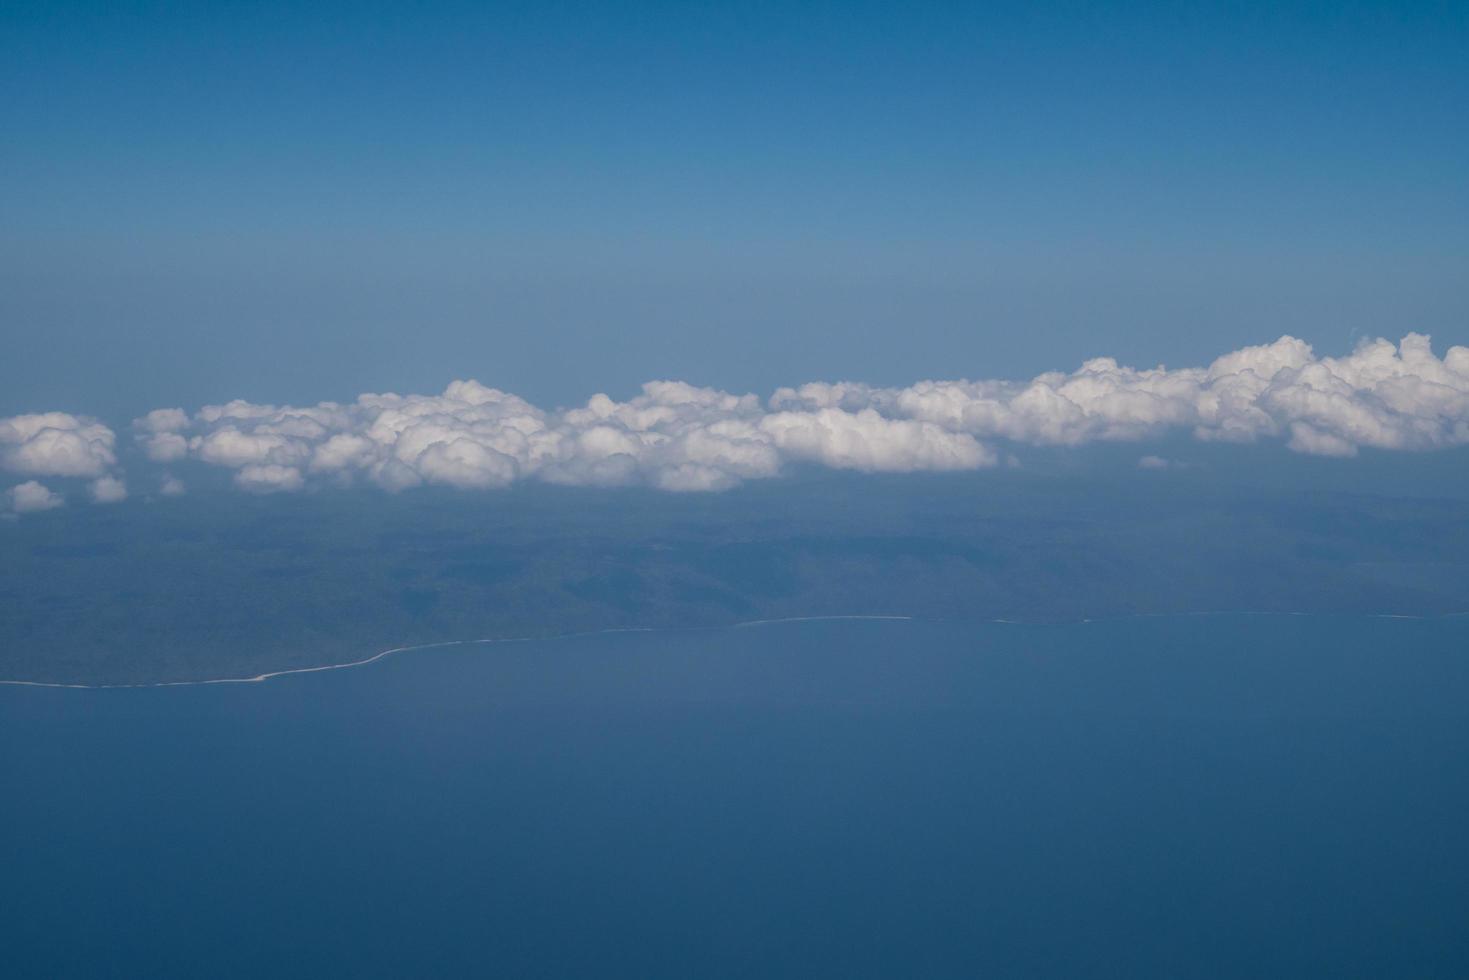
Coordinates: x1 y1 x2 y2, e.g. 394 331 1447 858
0 615 911 690
2 609 1465 691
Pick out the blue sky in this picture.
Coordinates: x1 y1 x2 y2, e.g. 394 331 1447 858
2 0 1466 421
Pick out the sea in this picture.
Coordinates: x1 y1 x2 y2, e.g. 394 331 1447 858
3 615 1467 978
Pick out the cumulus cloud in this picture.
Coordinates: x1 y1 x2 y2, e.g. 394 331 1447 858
0 413 128 512
0 413 117 478
133 408 191 462
126 378 1006 495
235 463 306 493
121 333 1469 494
159 475 187 497
8 480 64 513
132 379 987 493
770 334 1469 457
88 476 127 503
1137 455 1171 470
762 408 993 473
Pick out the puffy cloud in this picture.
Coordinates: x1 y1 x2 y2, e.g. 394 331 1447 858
771 333 1469 457
1137 455 1171 470
159 475 187 497
133 408 191 462
760 408 994 472
127 333 1469 494
235 464 305 493
8 480 64 513
89 476 128 503
129 381 782 494
1 414 127 511
0 413 116 478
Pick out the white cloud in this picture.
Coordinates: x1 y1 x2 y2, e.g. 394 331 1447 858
159 475 187 496
133 408 191 462
89 476 128 503
1 414 128 510
772 333 1469 457
8 480 64 513
120 333 1469 495
761 408 993 472
234 464 305 493
0 413 117 478
1137 455 1171 469
139 379 1002 494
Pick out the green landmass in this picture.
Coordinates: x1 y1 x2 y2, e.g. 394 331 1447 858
3 465 1469 685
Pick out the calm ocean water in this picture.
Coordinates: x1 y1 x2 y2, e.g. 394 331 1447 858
3 616 1468 978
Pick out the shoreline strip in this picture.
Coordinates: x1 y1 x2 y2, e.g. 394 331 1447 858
3 609 1465 691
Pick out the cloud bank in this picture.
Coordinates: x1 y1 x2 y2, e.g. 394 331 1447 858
5 333 1468 512
2 412 128 514
117 333 1468 496
769 334 1469 456
131 379 990 494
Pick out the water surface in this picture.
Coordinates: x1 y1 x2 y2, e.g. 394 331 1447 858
3 616 1468 978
